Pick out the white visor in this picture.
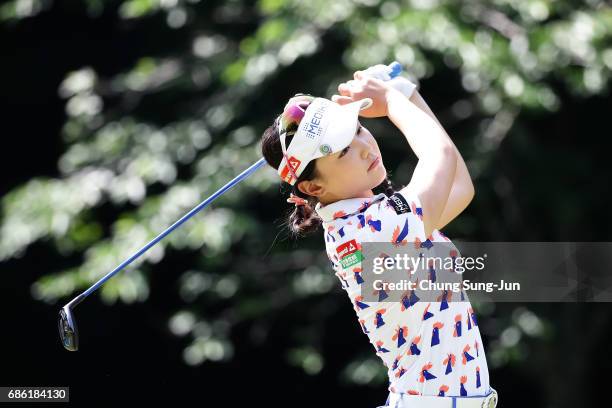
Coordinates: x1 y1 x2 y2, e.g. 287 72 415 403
277 97 373 185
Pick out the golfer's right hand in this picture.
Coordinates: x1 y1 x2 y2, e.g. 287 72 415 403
332 71 398 118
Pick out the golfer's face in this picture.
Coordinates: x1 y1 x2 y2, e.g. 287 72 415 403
315 122 386 199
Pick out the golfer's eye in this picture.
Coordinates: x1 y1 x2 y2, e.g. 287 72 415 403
339 146 350 158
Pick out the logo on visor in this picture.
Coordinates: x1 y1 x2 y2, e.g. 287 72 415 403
319 144 332 155
280 156 302 183
304 103 328 140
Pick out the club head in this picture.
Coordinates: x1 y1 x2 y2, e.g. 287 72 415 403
58 306 79 351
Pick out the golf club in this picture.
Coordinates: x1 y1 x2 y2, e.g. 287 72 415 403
58 157 267 351
58 61 405 351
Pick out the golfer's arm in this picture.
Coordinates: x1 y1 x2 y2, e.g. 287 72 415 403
385 89 457 239
407 91 475 231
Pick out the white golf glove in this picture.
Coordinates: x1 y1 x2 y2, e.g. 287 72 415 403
348 64 419 99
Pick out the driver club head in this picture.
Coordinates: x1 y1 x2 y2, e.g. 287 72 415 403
58 306 79 351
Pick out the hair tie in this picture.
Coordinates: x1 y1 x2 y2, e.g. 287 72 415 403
287 193 309 207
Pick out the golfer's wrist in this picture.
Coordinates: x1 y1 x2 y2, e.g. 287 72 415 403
384 87 408 117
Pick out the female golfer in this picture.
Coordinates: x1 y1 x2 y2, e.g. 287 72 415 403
260 66 498 408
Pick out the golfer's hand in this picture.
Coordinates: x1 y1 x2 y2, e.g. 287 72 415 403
332 71 396 118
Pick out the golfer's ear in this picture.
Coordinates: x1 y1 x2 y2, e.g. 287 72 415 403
297 180 325 198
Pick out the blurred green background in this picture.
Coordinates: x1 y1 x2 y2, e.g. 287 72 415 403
1 0 611 406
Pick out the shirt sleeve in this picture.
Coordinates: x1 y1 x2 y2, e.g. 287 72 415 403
395 184 449 242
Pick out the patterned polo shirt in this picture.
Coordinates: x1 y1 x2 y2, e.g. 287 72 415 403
314 187 491 397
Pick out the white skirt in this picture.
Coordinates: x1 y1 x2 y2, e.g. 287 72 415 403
377 387 498 408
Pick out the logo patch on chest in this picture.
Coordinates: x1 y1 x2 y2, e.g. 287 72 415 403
388 193 411 214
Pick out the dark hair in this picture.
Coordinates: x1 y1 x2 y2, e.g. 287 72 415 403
261 100 396 239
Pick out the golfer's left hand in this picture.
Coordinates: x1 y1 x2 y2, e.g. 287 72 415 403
332 71 394 118
331 64 398 108
334 64 418 102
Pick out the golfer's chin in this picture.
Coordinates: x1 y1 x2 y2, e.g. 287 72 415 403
369 164 387 186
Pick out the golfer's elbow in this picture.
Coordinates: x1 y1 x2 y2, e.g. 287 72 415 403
463 178 475 204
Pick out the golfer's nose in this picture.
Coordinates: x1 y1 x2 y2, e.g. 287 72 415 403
358 139 374 160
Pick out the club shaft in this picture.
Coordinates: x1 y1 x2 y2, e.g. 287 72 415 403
71 157 267 306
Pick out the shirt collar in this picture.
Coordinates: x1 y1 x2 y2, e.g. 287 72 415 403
314 192 388 223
